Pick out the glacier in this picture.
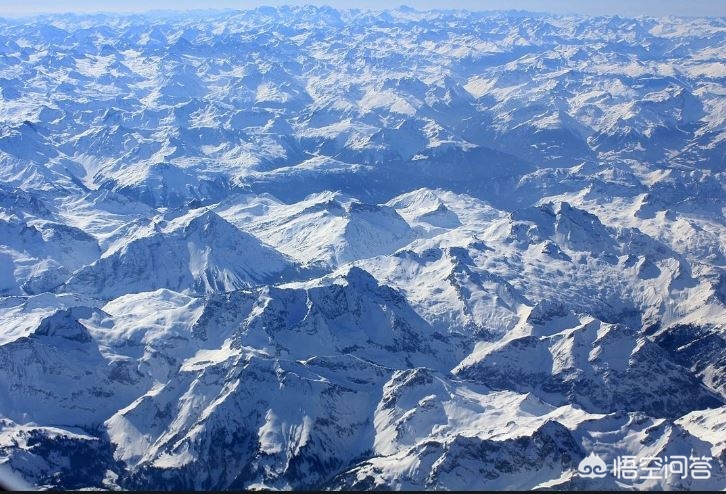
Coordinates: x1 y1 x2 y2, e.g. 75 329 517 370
0 6 725 491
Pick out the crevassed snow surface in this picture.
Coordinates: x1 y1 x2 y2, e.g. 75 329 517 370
0 6 725 491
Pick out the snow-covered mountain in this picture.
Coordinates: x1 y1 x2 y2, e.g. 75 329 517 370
62 208 299 298
0 6 725 491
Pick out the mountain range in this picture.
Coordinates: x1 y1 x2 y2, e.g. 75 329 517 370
0 6 725 490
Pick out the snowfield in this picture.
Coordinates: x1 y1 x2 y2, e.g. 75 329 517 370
0 6 725 490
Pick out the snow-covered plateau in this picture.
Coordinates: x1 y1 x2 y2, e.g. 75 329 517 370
0 6 725 491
